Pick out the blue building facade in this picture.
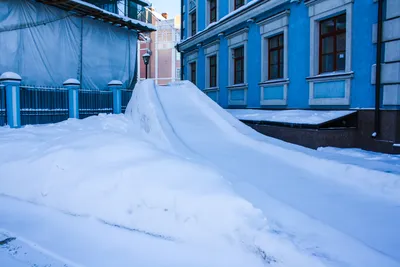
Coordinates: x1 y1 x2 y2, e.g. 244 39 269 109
178 0 400 153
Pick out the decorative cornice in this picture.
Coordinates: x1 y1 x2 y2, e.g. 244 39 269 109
256 10 290 27
178 0 289 52
305 0 354 7
226 27 249 40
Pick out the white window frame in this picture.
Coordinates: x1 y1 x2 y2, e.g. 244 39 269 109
258 11 289 106
204 41 220 90
227 28 248 86
206 0 219 26
259 11 289 83
227 28 248 106
229 0 248 13
188 0 198 37
307 0 354 106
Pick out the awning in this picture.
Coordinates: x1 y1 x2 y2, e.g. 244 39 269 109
35 0 156 32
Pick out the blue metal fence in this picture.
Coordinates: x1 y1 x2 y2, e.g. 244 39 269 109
0 85 6 126
79 89 113 119
121 89 132 114
20 85 69 125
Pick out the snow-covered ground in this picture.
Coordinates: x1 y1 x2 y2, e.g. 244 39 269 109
1 80 400 267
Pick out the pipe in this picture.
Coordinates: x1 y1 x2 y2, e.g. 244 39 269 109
180 0 184 80
373 0 384 138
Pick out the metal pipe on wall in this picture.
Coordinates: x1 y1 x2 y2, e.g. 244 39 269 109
373 0 384 138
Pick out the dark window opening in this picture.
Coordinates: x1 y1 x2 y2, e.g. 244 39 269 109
210 0 217 23
190 62 197 85
268 34 284 80
191 12 197 36
209 55 217 87
233 46 244 84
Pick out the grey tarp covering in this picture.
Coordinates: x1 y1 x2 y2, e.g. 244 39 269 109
0 0 138 89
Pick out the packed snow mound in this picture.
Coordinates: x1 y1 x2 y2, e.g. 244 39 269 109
128 80 400 204
0 115 326 267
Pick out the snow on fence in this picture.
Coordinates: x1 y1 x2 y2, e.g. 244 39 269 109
78 89 113 119
0 84 5 126
0 72 133 128
121 89 132 114
20 85 69 125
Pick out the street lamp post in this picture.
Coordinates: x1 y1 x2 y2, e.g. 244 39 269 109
142 52 151 79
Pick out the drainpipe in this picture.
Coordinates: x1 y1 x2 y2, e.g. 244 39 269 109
180 0 184 80
373 0 384 138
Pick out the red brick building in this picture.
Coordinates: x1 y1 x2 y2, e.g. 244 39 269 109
138 10 181 85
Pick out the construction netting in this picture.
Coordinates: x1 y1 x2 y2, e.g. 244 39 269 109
0 0 138 89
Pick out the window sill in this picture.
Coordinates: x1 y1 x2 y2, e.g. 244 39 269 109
259 78 289 86
204 87 219 91
227 83 248 89
306 71 354 82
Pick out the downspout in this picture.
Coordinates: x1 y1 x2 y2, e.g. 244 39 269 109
373 0 384 138
180 0 184 80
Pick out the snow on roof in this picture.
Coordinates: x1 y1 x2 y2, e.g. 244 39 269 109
148 8 166 21
227 109 357 125
42 0 156 32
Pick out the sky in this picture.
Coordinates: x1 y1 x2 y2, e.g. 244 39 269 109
150 0 180 18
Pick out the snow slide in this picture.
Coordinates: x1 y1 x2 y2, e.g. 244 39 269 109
126 80 400 267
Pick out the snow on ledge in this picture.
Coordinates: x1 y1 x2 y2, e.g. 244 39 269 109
108 80 123 86
0 72 22 81
63 78 80 86
227 109 356 125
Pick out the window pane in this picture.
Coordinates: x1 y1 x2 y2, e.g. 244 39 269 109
321 54 334 73
279 35 283 46
336 14 346 31
279 48 284 64
337 33 346 51
269 64 279 80
270 50 279 65
321 19 335 35
269 36 279 49
234 47 243 58
235 60 242 72
336 53 345 71
279 63 284 79
322 36 334 54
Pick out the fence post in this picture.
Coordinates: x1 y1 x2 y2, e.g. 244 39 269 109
64 79 80 119
0 72 21 128
108 80 122 114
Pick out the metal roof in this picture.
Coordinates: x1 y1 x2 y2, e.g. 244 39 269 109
35 0 156 32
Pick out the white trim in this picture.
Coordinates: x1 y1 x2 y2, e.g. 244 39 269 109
309 79 351 105
307 0 354 106
227 28 248 86
308 73 352 105
259 14 289 82
228 84 248 106
309 0 353 76
260 80 289 106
